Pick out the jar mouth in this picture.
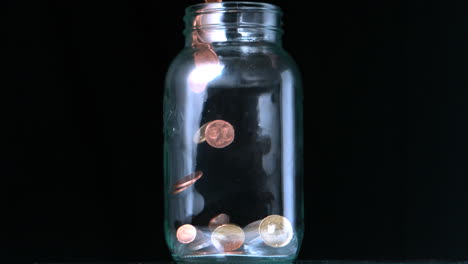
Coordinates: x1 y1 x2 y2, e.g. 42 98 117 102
184 2 283 44
184 1 283 34
186 2 282 15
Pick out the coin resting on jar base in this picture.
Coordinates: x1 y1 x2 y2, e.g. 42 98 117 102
188 229 212 251
243 220 263 244
208 213 230 231
259 215 293 248
176 224 197 244
211 224 245 252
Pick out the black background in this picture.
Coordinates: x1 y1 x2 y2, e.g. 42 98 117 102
5 0 468 262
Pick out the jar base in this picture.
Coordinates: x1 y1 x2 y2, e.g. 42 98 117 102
174 253 297 263
172 234 300 262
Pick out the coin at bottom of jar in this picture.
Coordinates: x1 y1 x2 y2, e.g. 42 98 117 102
211 224 245 252
208 213 230 231
243 220 262 244
259 215 293 248
176 224 197 244
189 239 212 251
188 229 212 251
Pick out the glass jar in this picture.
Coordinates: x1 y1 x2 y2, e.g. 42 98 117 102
163 2 303 261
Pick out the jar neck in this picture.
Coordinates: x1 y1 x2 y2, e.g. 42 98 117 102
184 2 283 47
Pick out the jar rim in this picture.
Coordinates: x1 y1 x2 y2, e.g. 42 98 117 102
185 1 282 15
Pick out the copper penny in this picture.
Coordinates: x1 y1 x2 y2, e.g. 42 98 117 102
211 224 245 252
208 213 230 231
187 66 208 94
259 215 293 248
176 224 197 244
205 120 235 148
173 185 190 195
192 29 219 67
173 171 203 194
189 23 220 93
193 45 219 67
189 35 220 93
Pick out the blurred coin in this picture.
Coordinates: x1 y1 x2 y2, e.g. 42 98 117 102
189 27 221 94
211 224 245 252
191 26 211 48
208 213 230 231
243 220 262 244
187 62 223 94
191 15 218 61
189 30 220 94
205 0 222 2
205 120 235 148
173 185 190 195
193 45 219 67
176 224 197 244
173 171 203 194
259 215 293 247
189 229 212 251
193 122 210 143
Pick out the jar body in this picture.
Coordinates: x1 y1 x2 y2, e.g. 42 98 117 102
164 3 303 261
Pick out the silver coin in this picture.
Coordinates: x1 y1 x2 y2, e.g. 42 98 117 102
259 215 293 248
189 229 212 251
243 220 262 244
211 224 245 252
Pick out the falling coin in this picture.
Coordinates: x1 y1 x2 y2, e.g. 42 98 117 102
187 62 223 94
193 44 219 67
173 171 203 194
211 224 245 252
193 122 210 144
259 215 293 248
208 213 230 231
243 220 262 244
205 120 235 148
173 185 190 195
191 23 219 67
176 224 197 244
189 29 221 93
188 229 212 251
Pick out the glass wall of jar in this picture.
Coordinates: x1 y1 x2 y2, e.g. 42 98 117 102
163 2 304 261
